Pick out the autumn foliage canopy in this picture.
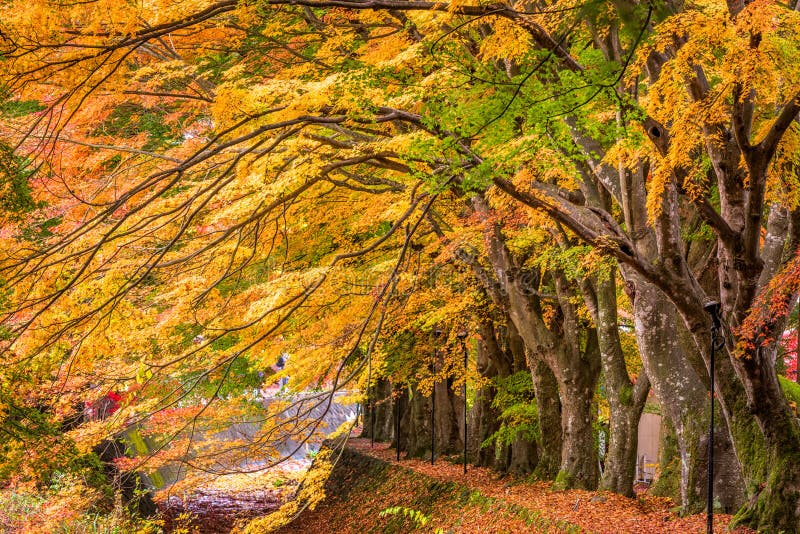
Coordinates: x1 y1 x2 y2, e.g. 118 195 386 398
2 0 800 532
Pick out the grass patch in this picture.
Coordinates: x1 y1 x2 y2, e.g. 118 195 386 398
92 103 182 150
0 99 45 117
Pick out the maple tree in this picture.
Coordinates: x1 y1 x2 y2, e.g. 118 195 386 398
1 0 800 532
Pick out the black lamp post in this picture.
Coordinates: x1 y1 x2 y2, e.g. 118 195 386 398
457 330 468 475
396 385 401 462
370 388 375 448
704 301 723 534
431 327 443 465
367 356 374 448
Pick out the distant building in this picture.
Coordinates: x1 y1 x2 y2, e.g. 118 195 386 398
636 412 661 483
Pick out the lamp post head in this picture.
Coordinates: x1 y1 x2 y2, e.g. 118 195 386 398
433 327 443 339
456 330 468 340
704 301 722 329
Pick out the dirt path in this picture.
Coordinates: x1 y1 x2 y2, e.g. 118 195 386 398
343 438 754 534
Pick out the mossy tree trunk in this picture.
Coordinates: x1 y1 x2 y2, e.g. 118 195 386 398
530 356 562 480
475 196 600 489
471 321 504 468
508 269 601 490
582 270 650 497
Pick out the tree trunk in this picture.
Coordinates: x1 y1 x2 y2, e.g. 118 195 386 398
628 272 745 511
400 385 428 458
94 438 157 517
697 328 800 530
530 356 562 480
628 274 707 510
391 387 409 454
589 273 650 497
471 383 501 467
694 423 747 513
361 378 394 442
475 198 599 488
400 378 463 460
504 321 540 475
471 329 503 467
508 431 538 474
510 302 599 489
433 375 463 457
554 350 600 490
601 396 645 497
652 418 682 499
730 426 800 532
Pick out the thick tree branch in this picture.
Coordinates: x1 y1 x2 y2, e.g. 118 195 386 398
758 90 800 162
731 83 755 154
